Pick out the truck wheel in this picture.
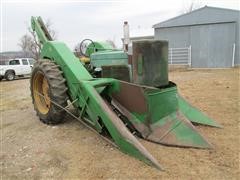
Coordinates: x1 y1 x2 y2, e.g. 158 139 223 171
0 76 3 81
5 71 15 81
30 60 68 125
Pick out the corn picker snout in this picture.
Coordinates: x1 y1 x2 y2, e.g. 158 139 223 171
30 17 221 170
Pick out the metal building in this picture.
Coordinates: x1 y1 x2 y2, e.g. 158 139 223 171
153 6 240 68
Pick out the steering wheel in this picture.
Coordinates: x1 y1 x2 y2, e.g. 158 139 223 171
80 39 95 57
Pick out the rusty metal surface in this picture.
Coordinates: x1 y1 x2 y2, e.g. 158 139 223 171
145 111 212 148
112 81 149 114
112 99 150 138
132 40 169 87
101 65 130 82
128 55 132 65
112 81 212 149
93 88 162 170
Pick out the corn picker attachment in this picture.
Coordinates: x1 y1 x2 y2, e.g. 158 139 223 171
30 17 221 170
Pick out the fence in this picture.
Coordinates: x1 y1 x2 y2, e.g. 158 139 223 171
168 46 191 66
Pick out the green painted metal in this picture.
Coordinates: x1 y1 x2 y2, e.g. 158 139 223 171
151 111 212 148
101 65 131 82
85 41 114 57
111 82 214 148
31 16 162 170
178 95 222 128
31 17 52 44
39 41 162 169
31 16 221 170
90 50 128 68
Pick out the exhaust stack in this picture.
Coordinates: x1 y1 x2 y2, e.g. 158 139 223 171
123 21 130 52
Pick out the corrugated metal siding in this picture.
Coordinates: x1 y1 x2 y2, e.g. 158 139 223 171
235 18 240 65
190 23 235 67
154 26 190 48
155 22 238 68
153 6 240 67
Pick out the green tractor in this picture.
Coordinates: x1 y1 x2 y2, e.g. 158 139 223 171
30 16 221 170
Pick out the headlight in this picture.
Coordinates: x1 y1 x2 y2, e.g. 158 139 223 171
94 67 102 72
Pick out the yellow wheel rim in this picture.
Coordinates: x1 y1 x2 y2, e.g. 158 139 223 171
33 72 51 114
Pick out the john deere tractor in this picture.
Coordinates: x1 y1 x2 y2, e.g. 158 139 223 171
30 16 221 170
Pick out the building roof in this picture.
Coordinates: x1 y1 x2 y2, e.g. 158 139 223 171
153 6 240 29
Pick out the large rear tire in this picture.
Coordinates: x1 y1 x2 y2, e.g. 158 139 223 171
30 59 68 124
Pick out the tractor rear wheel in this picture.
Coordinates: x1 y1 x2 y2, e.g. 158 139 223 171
30 59 68 124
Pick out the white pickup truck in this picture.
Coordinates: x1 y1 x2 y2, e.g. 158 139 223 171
0 58 35 81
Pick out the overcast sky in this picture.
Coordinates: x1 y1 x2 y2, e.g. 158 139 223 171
1 0 239 52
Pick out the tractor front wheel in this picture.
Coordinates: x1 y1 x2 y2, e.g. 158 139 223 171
30 59 68 124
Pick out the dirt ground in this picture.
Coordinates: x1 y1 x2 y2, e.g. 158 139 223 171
1 68 239 179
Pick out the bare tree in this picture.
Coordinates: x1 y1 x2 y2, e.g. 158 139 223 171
74 43 81 57
18 18 57 60
181 1 203 14
18 34 34 57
